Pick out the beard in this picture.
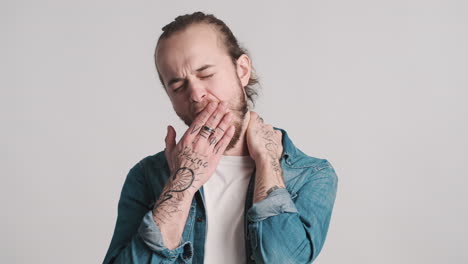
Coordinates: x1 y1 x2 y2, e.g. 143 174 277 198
175 76 248 152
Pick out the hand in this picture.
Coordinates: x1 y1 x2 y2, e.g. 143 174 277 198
164 101 235 195
152 101 235 250
246 112 285 203
246 111 283 162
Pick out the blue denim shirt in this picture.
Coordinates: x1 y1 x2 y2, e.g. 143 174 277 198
103 128 338 264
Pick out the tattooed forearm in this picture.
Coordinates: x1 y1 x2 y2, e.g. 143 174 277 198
252 123 285 203
153 170 192 225
156 167 195 206
253 164 285 202
153 147 211 225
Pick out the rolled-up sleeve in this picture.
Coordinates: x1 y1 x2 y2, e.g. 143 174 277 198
247 164 338 264
138 210 193 261
247 188 299 222
103 163 193 264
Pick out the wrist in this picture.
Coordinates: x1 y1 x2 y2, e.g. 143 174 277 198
254 154 279 165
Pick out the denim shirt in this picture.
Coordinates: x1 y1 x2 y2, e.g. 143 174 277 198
103 128 338 264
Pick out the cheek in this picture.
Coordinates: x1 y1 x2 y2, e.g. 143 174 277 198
169 95 189 113
207 74 239 100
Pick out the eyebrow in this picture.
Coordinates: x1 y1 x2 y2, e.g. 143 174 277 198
195 64 214 72
167 64 214 87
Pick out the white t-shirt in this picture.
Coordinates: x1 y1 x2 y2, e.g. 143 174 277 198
203 155 255 264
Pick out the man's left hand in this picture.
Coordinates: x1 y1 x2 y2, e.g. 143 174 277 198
246 111 286 203
246 111 283 162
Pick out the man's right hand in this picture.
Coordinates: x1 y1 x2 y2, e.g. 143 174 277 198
164 101 235 192
152 101 235 250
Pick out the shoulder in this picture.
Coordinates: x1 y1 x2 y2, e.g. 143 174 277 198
274 127 337 180
290 149 334 172
127 150 171 191
137 150 168 170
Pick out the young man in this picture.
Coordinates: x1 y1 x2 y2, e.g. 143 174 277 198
103 12 338 264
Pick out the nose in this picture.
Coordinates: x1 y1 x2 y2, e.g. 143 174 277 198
187 79 207 103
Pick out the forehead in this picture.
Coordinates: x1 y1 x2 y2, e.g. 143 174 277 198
155 23 228 77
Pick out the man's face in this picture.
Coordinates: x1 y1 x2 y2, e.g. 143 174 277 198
155 23 249 149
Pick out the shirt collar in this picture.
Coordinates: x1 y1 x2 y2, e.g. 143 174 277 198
273 127 297 165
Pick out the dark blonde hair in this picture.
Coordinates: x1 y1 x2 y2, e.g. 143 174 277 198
155 11 259 106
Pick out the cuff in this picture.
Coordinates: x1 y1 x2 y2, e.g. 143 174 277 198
138 210 193 262
247 188 299 222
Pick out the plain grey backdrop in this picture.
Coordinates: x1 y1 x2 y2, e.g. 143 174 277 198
2 0 467 263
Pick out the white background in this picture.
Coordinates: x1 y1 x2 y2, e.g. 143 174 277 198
2 0 467 263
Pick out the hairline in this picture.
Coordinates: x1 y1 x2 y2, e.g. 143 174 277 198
155 22 240 90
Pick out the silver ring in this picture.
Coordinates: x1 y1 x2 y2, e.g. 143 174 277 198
202 125 216 134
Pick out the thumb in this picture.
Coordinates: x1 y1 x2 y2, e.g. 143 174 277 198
165 125 176 156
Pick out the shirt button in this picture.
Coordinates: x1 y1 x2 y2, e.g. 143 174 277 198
196 217 204 222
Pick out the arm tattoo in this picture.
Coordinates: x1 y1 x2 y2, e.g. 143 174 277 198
153 147 209 224
156 167 195 206
266 185 281 195
253 125 285 202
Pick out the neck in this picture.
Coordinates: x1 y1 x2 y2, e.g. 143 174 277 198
223 111 251 156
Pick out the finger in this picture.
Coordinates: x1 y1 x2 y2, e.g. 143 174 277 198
250 111 262 122
275 130 284 156
197 101 229 141
182 101 219 142
165 125 176 152
275 130 282 140
165 125 176 164
250 111 264 123
203 101 228 131
249 111 258 125
213 125 235 155
206 111 233 147
262 125 275 139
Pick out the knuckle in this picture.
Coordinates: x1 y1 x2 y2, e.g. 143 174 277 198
221 117 231 126
182 137 191 145
199 112 208 120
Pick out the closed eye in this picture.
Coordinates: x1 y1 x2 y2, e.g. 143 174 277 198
173 81 186 93
200 73 214 80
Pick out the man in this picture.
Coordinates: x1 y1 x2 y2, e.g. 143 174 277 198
103 12 338 264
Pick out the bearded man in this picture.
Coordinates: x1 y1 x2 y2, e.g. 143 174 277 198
103 12 338 264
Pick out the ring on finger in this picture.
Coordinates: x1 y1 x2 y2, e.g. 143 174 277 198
202 125 216 134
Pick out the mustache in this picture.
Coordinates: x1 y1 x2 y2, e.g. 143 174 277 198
192 103 210 116
190 103 248 123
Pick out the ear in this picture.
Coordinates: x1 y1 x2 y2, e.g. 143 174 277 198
236 54 252 87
